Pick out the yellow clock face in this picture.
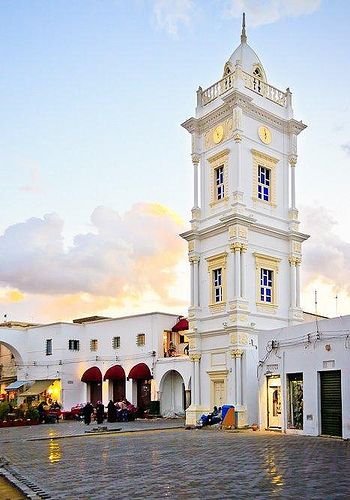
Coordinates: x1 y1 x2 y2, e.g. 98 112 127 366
258 126 272 144
213 125 224 144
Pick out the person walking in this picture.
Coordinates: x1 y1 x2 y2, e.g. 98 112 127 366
96 401 105 425
82 402 94 425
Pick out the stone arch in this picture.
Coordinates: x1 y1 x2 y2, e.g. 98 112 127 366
0 340 23 367
159 369 186 417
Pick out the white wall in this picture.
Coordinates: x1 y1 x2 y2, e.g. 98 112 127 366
258 315 350 438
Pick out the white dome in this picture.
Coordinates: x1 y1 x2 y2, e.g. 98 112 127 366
228 42 265 77
224 13 267 81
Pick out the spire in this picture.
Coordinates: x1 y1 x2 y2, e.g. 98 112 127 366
241 12 247 44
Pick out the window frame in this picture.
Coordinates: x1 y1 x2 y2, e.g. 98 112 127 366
206 252 227 312
257 165 271 202
251 149 278 208
213 267 223 303
112 336 121 349
90 339 98 352
253 252 281 311
260 268 273 303
45 339 52 356
208 149 229 207
68 339 80 351
215 165 225 201
136 333 146 347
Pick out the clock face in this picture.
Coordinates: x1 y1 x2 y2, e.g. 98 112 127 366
258 126 272 144
213 125 224 144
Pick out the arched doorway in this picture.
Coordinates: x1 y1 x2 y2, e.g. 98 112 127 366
81 367 102 405
128 363 152 414
0 341 24 402
160 370 186 417
104 365 125 402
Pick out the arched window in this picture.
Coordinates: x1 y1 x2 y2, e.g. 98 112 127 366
253 66 263 79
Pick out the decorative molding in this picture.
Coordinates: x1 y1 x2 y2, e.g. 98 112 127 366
189 353 201 362
231 348 244 358
204 119 235 151
191 153 200 165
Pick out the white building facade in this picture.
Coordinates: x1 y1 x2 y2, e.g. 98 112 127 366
258 315 350 439
181 17 308 425
0 313 191 415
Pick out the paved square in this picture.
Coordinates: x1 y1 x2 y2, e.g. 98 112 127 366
1 422 350 499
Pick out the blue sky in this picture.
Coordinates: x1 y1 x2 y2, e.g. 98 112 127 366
0 0 349 321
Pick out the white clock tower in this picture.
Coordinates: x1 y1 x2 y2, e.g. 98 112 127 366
181 15 309 426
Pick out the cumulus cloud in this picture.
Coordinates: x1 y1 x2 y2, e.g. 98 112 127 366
301 205 350 297
223 0 321 26
152 0 195 35
0 203 186 307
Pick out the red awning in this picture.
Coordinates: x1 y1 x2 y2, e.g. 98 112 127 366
128 363 152 380
104 365 125 381
81 366 102 383
172 318 189 332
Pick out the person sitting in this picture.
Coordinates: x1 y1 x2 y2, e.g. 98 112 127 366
199 406 221 427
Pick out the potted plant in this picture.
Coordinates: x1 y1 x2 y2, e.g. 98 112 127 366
25 407 40 425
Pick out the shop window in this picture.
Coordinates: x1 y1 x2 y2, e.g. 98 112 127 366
136 333 146 347
287 373 303 430
68 339 80 351
46 339 52 356
90 339 98 352
112 336 121 349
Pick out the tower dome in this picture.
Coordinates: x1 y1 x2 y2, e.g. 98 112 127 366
223 13 267 82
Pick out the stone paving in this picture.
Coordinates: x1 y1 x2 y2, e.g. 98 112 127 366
1 424 350 499
0 418 184 443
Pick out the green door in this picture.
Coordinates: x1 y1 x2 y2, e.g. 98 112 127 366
320 370 342 437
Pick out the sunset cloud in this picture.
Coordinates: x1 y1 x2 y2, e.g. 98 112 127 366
0 203 186 311
301 205 350 314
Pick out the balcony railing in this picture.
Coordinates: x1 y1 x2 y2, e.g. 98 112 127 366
201 69 287 107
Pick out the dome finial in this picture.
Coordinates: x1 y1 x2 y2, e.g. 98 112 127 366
241 12 247 44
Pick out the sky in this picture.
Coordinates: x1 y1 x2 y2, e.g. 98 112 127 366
0 0 349 323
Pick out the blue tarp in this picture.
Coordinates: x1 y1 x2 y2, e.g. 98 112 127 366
5 380 32 391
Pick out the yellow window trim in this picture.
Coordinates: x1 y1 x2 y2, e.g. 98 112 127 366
208 149 229 207
251 148 279 208
206 252 227 310
253 252 281 310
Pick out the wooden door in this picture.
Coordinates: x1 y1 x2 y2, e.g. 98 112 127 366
213 380 225 408
113 379 125 402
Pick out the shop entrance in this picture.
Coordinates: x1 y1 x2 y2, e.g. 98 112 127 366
89 382 102 405
320 370 342 437
113 380 125 402
267 376 282 428
137 379 151 412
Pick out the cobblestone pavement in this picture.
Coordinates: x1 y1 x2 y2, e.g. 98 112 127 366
0 418 184 443
1 427 350 499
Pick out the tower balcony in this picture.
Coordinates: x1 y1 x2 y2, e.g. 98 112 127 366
200 69 288 109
